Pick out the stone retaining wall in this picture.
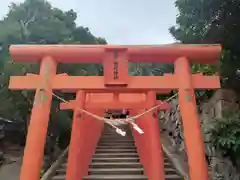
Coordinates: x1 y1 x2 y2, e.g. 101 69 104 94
159 89 240 180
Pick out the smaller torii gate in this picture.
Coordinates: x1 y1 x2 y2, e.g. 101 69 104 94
59 92 171 179
8 44 221 180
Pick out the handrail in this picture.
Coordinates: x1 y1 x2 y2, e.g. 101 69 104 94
41 146 69 180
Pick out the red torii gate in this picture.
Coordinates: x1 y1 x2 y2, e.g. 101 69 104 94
8 44 221 180
60 92 171 179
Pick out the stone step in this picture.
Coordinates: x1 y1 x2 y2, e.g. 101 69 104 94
90 162 143 169
97 146 136 149
97 143 135 147
95 149 137 153
52 174 182 180
52 175 147 180
88 168 144 175
92 156 169 163
164 162 175 168
83 174 182 180
83 175 147 180
55 169 66 175
98 143 135 146
93 153 139 158
164 168 180 175
60 158 171 165
100 140 134 143
88 168 178 175
51 126 184 180
92 157 140 163
60 161 173 169
99 140 134 142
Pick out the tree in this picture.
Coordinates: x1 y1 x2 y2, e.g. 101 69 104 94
170 0 240 92
0 0 107 152
170 0 240 174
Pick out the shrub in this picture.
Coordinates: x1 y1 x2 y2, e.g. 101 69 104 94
210 113 240 168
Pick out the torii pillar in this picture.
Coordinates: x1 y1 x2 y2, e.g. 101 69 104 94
62 92 107 180
131 91 165 179
175 57 209 180
66 90 87 180
20 56 56 180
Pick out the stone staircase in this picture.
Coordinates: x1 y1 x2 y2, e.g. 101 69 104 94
51 125 183 180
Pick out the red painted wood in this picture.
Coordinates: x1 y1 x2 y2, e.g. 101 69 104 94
10 44 221 64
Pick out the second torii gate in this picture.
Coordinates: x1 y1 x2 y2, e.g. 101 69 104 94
8 44 221 180
60 92 171 179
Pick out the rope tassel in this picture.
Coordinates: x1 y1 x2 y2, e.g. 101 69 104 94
116 128 126 136
132 123 144 134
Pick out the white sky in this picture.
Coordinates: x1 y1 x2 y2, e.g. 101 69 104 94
0 0 177 45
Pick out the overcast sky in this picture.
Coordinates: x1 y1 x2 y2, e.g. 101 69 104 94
0 0 177 45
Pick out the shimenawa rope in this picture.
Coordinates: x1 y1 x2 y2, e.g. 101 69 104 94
51 92 178 136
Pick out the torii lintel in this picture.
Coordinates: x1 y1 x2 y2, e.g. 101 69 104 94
10 44 221 64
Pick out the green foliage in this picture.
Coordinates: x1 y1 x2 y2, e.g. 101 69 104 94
170 0 240 92
40 168 45 177
210 113 240 167
171 1 240 170
128 63 174 76
0 0 106 145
